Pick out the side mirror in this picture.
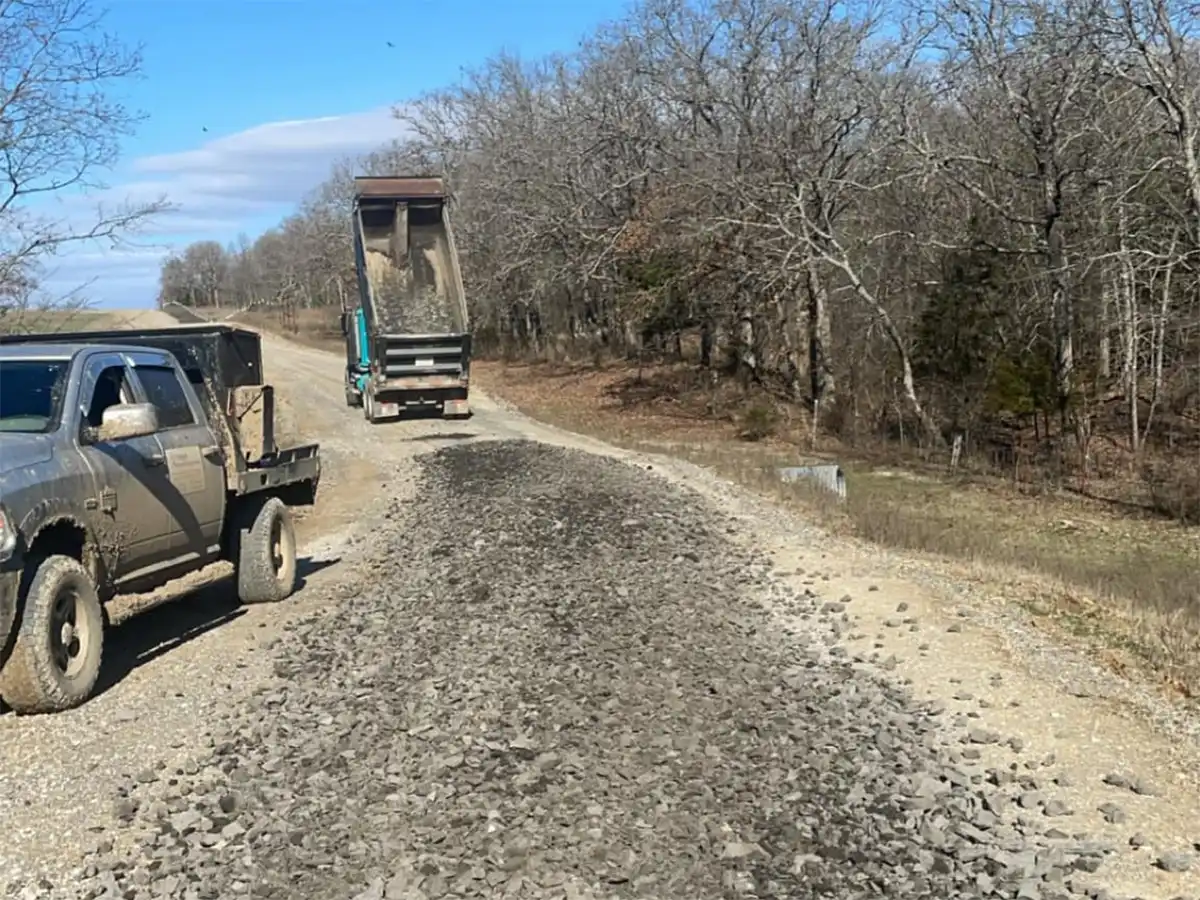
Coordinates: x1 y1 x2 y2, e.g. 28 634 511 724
98 403 159 442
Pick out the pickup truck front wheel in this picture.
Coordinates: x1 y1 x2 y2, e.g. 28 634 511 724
235 497 298 605
0 555 104 715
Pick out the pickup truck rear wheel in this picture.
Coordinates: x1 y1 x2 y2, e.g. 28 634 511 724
235 497 298 605
0 555 104 715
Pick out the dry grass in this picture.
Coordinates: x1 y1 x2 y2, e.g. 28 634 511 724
474 358 1200 699
0 308 159 335
231 307 344 352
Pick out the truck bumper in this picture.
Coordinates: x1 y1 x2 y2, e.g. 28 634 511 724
0 567 19 659
370 377 469 413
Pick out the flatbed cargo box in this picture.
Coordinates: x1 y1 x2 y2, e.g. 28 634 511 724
0 322 264 404
0 323 280 464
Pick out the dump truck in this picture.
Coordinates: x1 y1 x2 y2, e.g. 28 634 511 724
341 175 472 423
0 324 320 714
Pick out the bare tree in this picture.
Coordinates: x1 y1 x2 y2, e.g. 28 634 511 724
1 0 167 320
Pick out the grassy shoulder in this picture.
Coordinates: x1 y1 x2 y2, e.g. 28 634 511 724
0 308 171 334
473 357 1200 700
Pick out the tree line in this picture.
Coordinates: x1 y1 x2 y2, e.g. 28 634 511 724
158 0 1200 494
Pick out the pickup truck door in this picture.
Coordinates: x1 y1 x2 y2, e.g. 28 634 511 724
74 352 174 573
125 353 226 556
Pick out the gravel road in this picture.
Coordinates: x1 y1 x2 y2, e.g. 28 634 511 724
14 440 1141 900
2 317 1197 900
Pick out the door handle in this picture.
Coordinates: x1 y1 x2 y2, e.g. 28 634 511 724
144 453 166 468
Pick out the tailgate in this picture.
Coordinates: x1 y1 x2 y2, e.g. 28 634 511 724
374 333 471 380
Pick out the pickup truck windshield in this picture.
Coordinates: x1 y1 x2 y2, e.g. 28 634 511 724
0 359 70 433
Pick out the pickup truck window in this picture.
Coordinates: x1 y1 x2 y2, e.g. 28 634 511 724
135 364 196 429
78 364 137 444
0 359 69 433
85 365 134 429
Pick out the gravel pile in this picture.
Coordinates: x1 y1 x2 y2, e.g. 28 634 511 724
364 224 460 335
34 441 1129 899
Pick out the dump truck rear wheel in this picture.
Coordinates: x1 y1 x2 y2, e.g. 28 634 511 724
0 555 104 715
234 497 297 605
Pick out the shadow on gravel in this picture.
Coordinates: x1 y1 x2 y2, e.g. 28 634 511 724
0 555 340 715
89 555 339 702
388 406 476 424
296 555 339 590
403 432 477 442
92 579 247 700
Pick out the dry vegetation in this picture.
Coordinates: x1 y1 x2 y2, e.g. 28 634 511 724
158 0 1200 696
0 308 161 335
229 306 344 352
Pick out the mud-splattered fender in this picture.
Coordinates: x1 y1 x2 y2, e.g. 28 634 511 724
17 500 105 582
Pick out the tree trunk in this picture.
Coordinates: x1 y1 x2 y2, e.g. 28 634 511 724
779 288 805 402
699 319 714 368
1042 169 1073 428
806 262 835 409
1118 200 1139 454
822 249 941 444
735 301 757 381
1099 278 1112 380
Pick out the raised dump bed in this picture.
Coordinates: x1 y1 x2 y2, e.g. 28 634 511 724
355 176 468 336
344 176 472 423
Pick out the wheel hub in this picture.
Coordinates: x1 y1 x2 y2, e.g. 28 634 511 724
271 520 284 573
51 590 86 676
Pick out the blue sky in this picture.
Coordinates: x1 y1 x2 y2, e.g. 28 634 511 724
37 0 626 308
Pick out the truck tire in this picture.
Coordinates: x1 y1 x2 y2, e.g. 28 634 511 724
0 555 104 715
364 390 380 424
345 385 362 408
234 497 298 605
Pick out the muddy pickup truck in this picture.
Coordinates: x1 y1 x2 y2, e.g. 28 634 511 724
0 324 320 715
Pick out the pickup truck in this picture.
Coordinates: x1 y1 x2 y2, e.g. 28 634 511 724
0 324 320 715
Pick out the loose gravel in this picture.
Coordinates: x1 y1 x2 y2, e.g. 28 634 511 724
364 223 461 335
16 441 1138 899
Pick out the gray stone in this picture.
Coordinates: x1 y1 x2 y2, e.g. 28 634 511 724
1098 803 1126 825
1156 852 1194 873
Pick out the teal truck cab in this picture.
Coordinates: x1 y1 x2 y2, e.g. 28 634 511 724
341 175 472 423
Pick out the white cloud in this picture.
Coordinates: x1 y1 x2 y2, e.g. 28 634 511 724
128 106 412 213
36 105 411 307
